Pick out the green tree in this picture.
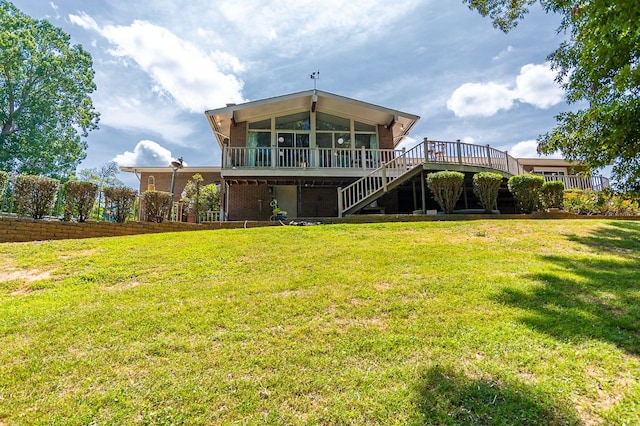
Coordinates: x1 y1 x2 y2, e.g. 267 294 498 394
464 0 640 191
0 1 99 179
77 161 123 220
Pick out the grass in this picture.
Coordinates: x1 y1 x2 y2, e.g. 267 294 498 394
1 219 639 425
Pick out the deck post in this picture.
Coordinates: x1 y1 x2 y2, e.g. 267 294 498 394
423 137 429 163
382 165 388 192
505 151 509 174
361 146 366 169
486 144 492 168
337 187 343 218
421 170 426 213
402 147 407 169
456 139 463 164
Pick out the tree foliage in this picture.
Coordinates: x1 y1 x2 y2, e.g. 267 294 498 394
464 0 640 191
0 1 99 179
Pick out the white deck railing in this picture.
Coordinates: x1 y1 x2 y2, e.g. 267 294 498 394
543 175 610 192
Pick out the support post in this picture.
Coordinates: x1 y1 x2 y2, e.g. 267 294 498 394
456 139 463 164
486 144 492 168
337 187 343 218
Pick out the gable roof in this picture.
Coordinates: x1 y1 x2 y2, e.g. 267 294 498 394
205 90 420 148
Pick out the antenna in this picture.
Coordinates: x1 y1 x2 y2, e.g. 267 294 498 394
310 70 320 90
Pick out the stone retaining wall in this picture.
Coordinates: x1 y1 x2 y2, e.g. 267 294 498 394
1 213 637 243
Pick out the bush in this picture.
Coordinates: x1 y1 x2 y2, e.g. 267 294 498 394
141 190 172 223
426 171 465 214
103 187 137 223
14 175 60 219
0 170 9 197
472 172 503 213
507 174 544 213
540 180 565 209
563 189 639 216
64 181 98 222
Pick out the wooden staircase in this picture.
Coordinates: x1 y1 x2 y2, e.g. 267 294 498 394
337 138 524 217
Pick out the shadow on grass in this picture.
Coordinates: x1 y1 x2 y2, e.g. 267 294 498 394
497 221 640 354
416 365 579 425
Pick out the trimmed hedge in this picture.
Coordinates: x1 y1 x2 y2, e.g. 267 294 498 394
427 171 464 214
65 181 98 222
141 190 172 223
104 187 138 223
14 175 60 219
0 170 8 197
472 172 503 213
508 174 544 213
540 180 565 209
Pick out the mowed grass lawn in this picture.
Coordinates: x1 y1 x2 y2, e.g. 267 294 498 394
1 220 639 425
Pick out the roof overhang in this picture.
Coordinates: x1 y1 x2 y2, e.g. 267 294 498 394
119 166 222 174
205 90 420 148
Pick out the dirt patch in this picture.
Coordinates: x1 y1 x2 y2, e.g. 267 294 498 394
0 269 51 283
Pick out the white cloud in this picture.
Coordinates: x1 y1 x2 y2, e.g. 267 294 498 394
446 63 564 117
447 82 515 117
70 13 245 113
97 95 196 145
113 140 173 167
492 45 514 61
514 63 564 108
509 139 563 159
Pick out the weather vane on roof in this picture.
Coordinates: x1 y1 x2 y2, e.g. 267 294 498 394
310 70 320 90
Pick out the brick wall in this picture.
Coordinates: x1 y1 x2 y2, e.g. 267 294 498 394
300 187 337 217
378 125 394 150
230 122 247 147
226 184 272 221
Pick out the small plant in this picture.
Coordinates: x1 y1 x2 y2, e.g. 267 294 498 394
472 172 503 213
141 190 172 223
64 181 98 222
14 175 60 219
426 170 465 214
540 180 565 210
508 174 544 213
103 187 137 223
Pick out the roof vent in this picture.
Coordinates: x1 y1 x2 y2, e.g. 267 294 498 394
226 103 236 107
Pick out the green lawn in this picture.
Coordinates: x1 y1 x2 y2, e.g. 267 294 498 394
1 220 639 425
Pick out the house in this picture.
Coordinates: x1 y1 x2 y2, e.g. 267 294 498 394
121 90 610 221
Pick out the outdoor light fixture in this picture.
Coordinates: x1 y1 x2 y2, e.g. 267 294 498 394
169 156 184 197
278 136 285 143
337 138 344 145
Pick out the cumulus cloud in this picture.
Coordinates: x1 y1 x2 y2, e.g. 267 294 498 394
514 63 564 108
447 82 515 117
70 12 245 112
447 63 564 117
113 140 174 167
509 139 563 159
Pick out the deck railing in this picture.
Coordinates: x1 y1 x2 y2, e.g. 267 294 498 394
223 146 401 170
543 175 610 191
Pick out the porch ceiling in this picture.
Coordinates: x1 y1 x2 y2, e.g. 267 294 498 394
205 90 419 149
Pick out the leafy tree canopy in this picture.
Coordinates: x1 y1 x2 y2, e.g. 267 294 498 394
464 0 640 191
0 0 99 179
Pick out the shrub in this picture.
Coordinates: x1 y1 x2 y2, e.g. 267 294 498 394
540 180 565 209
141 190 172 223
563 189 640 216
472 172 503 213
103 187 137 223
0 170 9 197
14 175 60 219
508 174 544 213
426 171 465 214
64 181 98 222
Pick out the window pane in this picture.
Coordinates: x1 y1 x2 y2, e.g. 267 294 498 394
316 133 332 148
248 131 271 147
336 133 351 148
249 119 271 130
355 133 373 148
276 112 310 130
296 134 309 148
354 121 376 132
316 112 350 131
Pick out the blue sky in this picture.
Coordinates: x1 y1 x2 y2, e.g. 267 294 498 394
13 0 570 188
